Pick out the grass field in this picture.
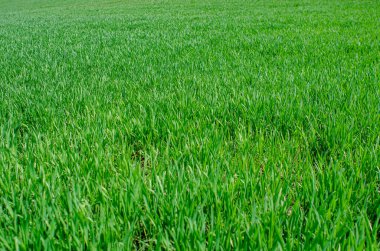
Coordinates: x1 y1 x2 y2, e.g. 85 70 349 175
0 0 379 249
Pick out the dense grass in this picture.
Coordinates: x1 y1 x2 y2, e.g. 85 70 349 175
0 0 379 249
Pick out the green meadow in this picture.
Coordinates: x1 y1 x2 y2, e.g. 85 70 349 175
0 0 379 249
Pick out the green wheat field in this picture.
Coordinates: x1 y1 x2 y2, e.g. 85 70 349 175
0 0 379 249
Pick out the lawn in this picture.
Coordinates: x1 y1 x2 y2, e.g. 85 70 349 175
0 0 379 249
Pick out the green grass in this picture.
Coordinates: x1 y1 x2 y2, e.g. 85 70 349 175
0 0 379 249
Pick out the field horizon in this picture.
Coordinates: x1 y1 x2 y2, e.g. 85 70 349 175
0 0 379 249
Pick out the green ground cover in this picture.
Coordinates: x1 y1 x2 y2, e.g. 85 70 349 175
0 0 379 249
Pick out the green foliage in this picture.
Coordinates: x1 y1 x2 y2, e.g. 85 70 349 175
0 0 379 249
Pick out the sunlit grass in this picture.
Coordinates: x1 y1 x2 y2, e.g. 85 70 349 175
0 0 379 249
